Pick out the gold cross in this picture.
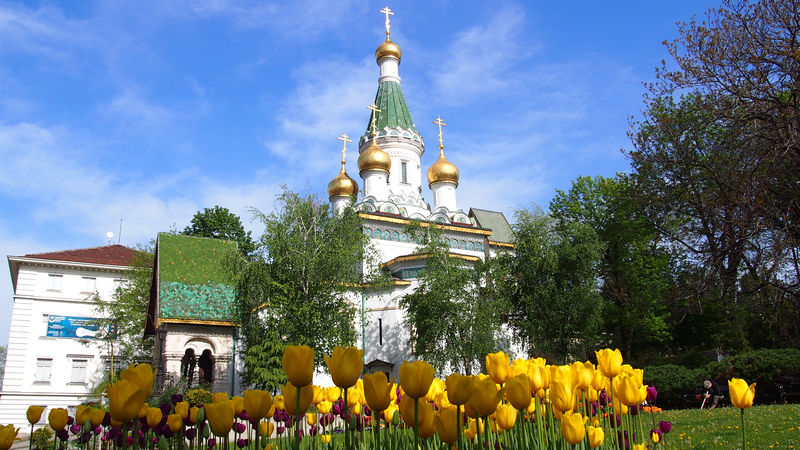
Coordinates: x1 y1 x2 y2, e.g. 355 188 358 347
380 6 394 37
337 133 352 163
433 115 446 149
367 103 382 138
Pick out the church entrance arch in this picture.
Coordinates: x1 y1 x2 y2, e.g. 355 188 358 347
182 337 216 387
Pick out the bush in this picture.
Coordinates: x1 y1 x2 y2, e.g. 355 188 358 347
185 387 212 406
31 428 53 450
642 364 698 409
698 348 800 404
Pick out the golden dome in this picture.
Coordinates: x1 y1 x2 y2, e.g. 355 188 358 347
328 165 358 199
358 139 391 174
427 148 459 187
375 38 402 62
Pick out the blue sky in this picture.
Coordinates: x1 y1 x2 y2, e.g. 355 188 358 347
0 0 719 346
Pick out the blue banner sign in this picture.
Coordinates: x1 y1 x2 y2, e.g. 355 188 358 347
46 315 116 339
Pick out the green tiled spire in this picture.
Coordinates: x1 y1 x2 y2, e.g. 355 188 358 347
364 81 419 137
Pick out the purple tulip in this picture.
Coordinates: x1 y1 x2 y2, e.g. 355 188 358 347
598 389 608 406
646 386 658 404
309 425 318 436
659 420 672 434
629 405 639 416
70 423 82 434
332 403 341 416
171 394 183 405
651 428 662 442
208 438 216 448
102 412 111 427
234 422 247 433
239 411 250 421
277 425 285 435
66 416 74 426
185 428 197 440
237 438 249 448
126 435 134 446
56 429 69 441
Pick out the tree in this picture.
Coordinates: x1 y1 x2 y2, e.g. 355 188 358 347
550 175 673 362
92 244 154 381
230 188 383 391
400 224 512 375
508 207 604 362
183 206 256 258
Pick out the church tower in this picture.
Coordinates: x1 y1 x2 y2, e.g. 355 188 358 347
328 133 359 215
358 7 429 217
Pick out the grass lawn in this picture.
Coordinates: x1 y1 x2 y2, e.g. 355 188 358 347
657 403 800 449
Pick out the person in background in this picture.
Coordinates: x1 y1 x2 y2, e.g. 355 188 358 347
702 379 723 409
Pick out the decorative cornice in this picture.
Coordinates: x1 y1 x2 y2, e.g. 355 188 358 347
488 240 516 248
157 318 237 327
359 212 492 236
380 253 480 269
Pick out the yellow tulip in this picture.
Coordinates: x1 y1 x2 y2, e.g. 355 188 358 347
425 378 445 403
633 444 646 450
317 400 332 415
585 387 599 403
120 363 156 399
549 380 574 413
282 382 313 416
595 348 622 379
306 412 317 426
612 396 628 416
399 360 435 399
166 414 183 433
189 407 200 425
398 395 416 428
445 373 474 406
560 411 587 444
325 386 341 402
464 418 484 439
550 365 574 388
232 396 246 416
89 408 105 428
75 405 91 427
434 392 452 410
573 361 594 391
468 377 504 418
417 402 436 438
212 392 229 402
485 351 511 385
528 363 550 391
174 401 189 420
346 387 363 407
205 400 235 436
384 402 399 424
505 373 532 411
282 345 315 388
274 395 285 411
352 402 362 415
511 358 530 378
320 434 331 444
591 370 606 391
243 389 272 421
259 422 274 437
146 407 163 428
47 408 69 431
363 372 394 412
587 425 605 447
728 378 756 409
26 406 45 425
311 385 324 405
433 406 458 444
613 373 643 407
0 424 19 450
108 379 146 424
323 346 363 389
495 404 516 431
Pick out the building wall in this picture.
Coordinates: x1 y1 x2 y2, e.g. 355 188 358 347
0 260 127 428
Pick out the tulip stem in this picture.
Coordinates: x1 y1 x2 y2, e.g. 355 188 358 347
740 408 746 450
296 385 302 450
344 389 350 450
413 399 419 450
482 416 490 450
455 405 462 450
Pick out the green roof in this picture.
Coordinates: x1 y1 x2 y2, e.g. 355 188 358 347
364 81 419 137
469 209 514 244
157 233 238 322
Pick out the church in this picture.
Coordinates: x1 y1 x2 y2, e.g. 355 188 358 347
130 9 514 393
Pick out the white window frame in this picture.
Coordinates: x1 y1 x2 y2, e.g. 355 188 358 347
69 357 89 385
401 161 408 184
35 358 53 384
81 276 97 294
47 274 62 291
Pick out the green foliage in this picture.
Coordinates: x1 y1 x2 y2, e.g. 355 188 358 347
231 188 383 386
508 207 604 362
185 387 212 406
642 364 697 409
183 205 256 258
31 428 53 450
550 175 673 361
150 378 188 406
699 348 800 404
242 329 286 392
400 223 511 375
92 243 154 384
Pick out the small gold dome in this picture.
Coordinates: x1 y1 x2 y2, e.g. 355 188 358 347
328 165 358 199
375 38 402 62
427 148 459 187
358 139 391 174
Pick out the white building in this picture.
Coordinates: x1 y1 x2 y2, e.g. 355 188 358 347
326 16 516 380
0 245 137 428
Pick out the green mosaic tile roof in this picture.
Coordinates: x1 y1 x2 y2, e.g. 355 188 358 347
364 81 419 137
157 233 237 322
470 209 514 244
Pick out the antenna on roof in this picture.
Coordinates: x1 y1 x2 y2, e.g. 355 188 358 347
106 231 114 245
118 218 123 244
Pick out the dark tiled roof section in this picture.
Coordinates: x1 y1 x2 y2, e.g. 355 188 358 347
24 245 138 266
469 209 514 244
365 81 419 136
159 281 235 322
